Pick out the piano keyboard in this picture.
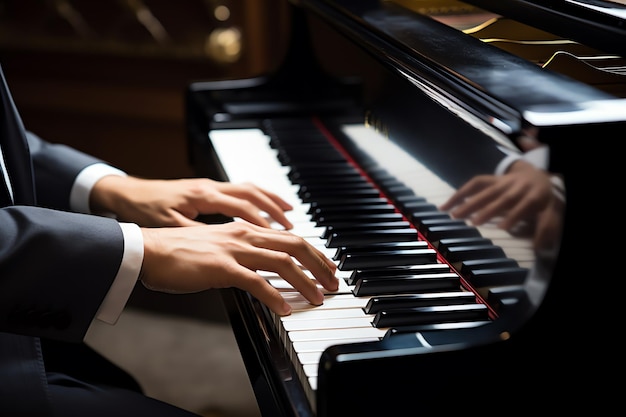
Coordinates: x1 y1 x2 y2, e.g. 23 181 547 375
208 119 535 408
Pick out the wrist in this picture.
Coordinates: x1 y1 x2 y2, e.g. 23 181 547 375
90 175 131 215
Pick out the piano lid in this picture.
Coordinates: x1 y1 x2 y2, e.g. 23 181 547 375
296 0 626 155
464 0 626 57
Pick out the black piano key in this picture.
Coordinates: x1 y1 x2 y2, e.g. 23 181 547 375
301 188 381 202
322 221 412 239
271 137 333 148
487 285 530 314
407 210 450 224
382 184 414 198
373 175 400 186
466 266 529 287
279 152 346 166
346 263 450 285
298 181 372 195
352 273 460 296
288 164 358 173
443 245 506 263
277 147 344 160
393 194 425 203
423 225 482 241
338 248 437 270
372 304 489 328
436 237 492 251
393 196 427 211
317 213 405 227
325 228 418 248
288 167 359 181
276 143 342 152
307 197 389 211
311 203 396 218
333 240 429 261
402 201 439 213
382 321 491 339
366 165 392 178
419 218 468 233
363 291 477 314
460 258 519 275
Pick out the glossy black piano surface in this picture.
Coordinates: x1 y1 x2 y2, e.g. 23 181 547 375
186 1 621 415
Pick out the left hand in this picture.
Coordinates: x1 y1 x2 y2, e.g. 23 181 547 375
90 176 295 229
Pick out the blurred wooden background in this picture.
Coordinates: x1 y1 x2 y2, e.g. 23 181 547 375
0 0 290 179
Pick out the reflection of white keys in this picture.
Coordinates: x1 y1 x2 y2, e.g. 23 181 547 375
342 125 536 269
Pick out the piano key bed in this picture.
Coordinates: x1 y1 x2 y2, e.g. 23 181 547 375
208 117 536 411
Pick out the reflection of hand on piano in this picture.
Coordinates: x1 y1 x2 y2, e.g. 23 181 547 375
439 158 562 252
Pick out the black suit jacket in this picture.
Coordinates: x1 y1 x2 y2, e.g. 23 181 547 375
0 65 127 415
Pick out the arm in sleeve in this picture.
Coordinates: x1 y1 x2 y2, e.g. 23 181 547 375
0 206 128 342
25 131 118 211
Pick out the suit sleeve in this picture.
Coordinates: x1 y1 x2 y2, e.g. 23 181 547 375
25 131 107 211
0 205 125 342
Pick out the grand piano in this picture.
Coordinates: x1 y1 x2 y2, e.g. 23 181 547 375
186 1 624 415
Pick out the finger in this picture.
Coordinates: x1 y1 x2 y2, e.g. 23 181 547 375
239 225 338 291
533 209 560 252
255 186 294 211
238 245 326 306
450 187 502 222
152 207 204 227
465 187 517 225
267 231 338 292
440 176 494 212
229 184 294 229
210 194 274 228
495 187 547 230
234 266 293 316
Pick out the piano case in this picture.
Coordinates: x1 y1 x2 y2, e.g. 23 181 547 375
186 0 623 415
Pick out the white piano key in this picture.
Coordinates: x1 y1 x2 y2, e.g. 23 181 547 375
290 337 380 354
281 307 369 321
302 363 319 378
298 351 323 365
261 274 353 294
287 327 387 342
286 223 326 238
282 314 372 332
277 293 369 311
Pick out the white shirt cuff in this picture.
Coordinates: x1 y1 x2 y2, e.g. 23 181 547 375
94 222 144 325
494 153 522 175
521 146 549 170
494 145 550 175
70 163 127 214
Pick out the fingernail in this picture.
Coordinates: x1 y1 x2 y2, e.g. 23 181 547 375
281 302 292 316
314 289 325 305
330 276 339 292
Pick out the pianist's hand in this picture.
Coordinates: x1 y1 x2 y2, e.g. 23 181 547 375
439 159 556 234
90 176 295 229
139 221 339 316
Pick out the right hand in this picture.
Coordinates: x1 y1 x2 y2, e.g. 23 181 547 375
139 221 339 316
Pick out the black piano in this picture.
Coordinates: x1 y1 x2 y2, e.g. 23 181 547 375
186 1 623 415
